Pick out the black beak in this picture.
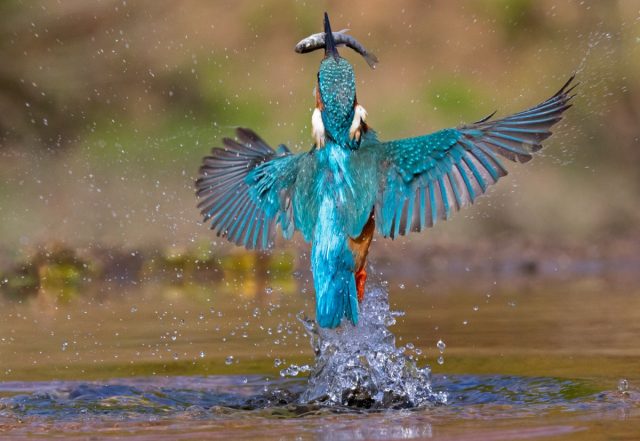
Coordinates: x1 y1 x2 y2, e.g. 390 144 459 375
324 12 339 60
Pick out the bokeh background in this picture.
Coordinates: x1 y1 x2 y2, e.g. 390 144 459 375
0 0 639 290
0 0 640 385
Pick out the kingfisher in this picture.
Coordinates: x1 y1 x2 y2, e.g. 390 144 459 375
196 13 575 328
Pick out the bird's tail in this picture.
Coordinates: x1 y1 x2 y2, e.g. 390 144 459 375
311 198 359 328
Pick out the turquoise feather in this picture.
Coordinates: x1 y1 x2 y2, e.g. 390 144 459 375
310 148 360 327
318 57 358 148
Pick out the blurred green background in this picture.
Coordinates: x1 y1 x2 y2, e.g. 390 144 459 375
0 0 638 258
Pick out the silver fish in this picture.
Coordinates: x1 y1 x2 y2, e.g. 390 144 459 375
294 29 379 69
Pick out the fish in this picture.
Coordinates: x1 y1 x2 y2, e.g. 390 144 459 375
294 29 379 69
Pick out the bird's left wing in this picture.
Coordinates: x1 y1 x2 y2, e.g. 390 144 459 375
369 76 576 238
196 128 305 249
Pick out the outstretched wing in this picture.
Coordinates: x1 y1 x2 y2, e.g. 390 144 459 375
195 128 305 249
373 76 576 238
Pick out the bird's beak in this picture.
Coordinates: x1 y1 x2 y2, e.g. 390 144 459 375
324 12 340 61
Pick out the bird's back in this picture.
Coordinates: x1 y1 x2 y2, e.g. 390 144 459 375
293 141 377 240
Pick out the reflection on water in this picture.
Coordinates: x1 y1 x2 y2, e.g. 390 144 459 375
0 244 298 304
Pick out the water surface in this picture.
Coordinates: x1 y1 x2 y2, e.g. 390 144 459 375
1 270 639 439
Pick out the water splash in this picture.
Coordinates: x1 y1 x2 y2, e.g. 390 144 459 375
292 284 447 408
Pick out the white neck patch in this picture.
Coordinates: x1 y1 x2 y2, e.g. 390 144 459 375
349 104 367 141
312 107 325 147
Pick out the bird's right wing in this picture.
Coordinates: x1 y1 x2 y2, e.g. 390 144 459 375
196 128 306 250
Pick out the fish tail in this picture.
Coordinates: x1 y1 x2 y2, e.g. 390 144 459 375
364 52 379 69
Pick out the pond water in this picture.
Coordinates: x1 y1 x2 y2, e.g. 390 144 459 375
0 266 639 440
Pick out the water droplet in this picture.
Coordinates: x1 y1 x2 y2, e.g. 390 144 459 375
225 355 234 365
437 339 446 353
398 283 405 289
265 287 273 295
618 379 629 393
472 305 479 312
61 341 68 351
130 306 138 313
199 351 205 358
437 356 444 365
273 358 282 367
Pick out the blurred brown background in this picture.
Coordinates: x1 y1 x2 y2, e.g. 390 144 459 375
0 0 638 258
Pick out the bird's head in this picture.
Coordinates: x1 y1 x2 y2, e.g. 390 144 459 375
313 13 360 147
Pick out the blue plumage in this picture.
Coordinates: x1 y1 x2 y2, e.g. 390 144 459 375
312 187 359 328
195 13 576 328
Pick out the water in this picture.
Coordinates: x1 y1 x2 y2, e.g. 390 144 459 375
297 286 446 407
1 271 640 439
0 375 637 440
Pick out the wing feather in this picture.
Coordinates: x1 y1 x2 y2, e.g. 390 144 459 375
373 76 576 238
196 128 304 249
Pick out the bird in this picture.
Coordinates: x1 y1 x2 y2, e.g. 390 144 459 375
195 12 575 329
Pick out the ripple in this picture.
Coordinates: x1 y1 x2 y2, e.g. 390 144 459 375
0 374 638 440
0 374 634 419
